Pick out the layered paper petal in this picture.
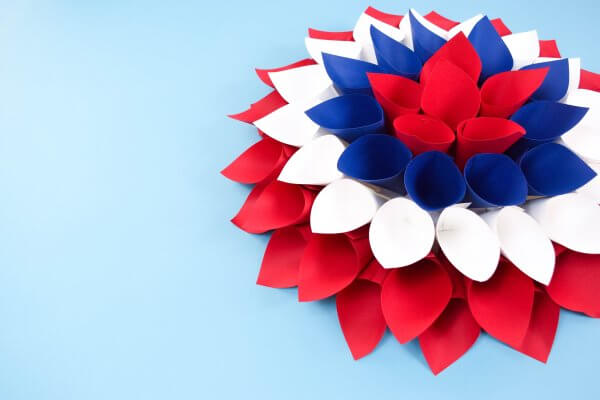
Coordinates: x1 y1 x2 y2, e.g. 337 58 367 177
464 153 528 207
228 90 287 124
354 7 404 63
502 31 540 70
468 16 513 81
424 11 459 31
337 134 412 192
437 206 500 282
305 94 384 142
369 197 435 268
480 68 548 117
419 299 480 375
254 103 322 147
467 260 535 347
381 257 452 343
368 73 421 122
539 40 561 58
336 279 386 359
393 114 454 155
490 18 512 36
232 180 315 234
255 59 316 87
520 143 596 196
310 179 383 234
278 134 346 185
370 26 422 79
580 69 600 92
513 290 559 362
305 37 363 65
405 151 466 211
521 59 570 101
269 64 336 105
257 225 311 288
298 234 372 301
408 9 447 61
322 54 382 95
562 89 600 162
420 32 482 85
222 137 289 184
455 117 525 168
481 207 555 285
363 6 403 27
308 28 354 41
546 251 600 314
421 59 480 130
525 193 600 254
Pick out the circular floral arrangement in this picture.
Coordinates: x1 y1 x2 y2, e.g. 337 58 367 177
224 7 600 374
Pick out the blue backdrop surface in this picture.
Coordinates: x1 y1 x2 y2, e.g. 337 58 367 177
0 1 599 399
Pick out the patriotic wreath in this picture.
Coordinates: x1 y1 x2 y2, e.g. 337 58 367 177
224 7 600 374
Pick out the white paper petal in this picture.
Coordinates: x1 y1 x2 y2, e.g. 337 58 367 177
446 14 484 39
576 161 600 202
310 179 383 234
409 8 448 39
268 64 336 106
481 207 555 285
254 104 322 147
436 206 501 282
353 12 404 63
278 135 346 185
369 197 435 268
562 89 600 162
564 58 581 101
525 192 600 254
305 37 363 65
503 30 540 70
398 13 414 50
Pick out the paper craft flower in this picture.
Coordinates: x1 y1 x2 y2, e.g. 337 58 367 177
224 7 600 374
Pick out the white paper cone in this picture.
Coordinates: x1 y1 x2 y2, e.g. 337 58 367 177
576 161 600 202
254 104 323 147
446 14 484 39
305 37 363 65
369 197 435 268
503 30 540 70
353 11 405 63
268 64 336 106
561 89 600 162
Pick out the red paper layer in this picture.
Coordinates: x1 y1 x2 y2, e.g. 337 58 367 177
393 114 455 155
228 91 287 124
490 18 512 36
365 6 403 27
539 40 561 58
359 259 390 286
424 11 459 30
221 137 289 184
308 28 354 41
420 33 482 85
368 73 421 122
580 69 600 92
255 59 317 87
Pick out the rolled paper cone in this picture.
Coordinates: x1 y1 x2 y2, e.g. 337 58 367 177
255 59 316 88
404 151 466 211
369 197 435 268
393 114 454 155
561 89 600 162
519 143 596 196
525 192 600 254
455 117 525 169
353 7 405 63
463 153 528 208
304 37 363 65
468 16 513 82
305 94 385 142
268 64 337 106
370 25 422 79
502 30 540 70
520 59 570 101
367 73 421 123
322 53 382 95
408 9 447 62
337 134 413 193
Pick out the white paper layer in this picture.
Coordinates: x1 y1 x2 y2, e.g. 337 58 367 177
268 64 336 106
398 9 447 53
525 192 600 254
254 104 323 147
305 37 363 65
503 30 540 70
562 89 600 162
353 11 404 63
278 134 346 185
369 197 435 268
481 206 555 285
436 206 501 282
446 14 484 38
310 179 383 233
576 161 600 202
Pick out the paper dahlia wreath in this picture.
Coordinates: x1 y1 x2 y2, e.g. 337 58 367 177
224 7 600 374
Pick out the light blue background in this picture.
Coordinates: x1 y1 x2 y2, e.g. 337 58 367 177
0 0 599 399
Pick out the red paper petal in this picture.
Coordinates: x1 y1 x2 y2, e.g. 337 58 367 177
228 91 287 124
490 18 512 36
437 253 467 299
345 224 370 240
298 236 372 302
421 59 481 130
546 251 600 314
420 33 482 85
580 69 600 92
308 28 354 41
424 11 459 30
257 225 311 288
480 68 548 118
381 258 453 344
513 290 560 363
336 279 386 359
539 40 561 58
553 242 568 257
221 137 287 184
455 117 526 169
367 73 421 122
393 114 455 155
255 59 317 88
467 260 535 347
358 259 389 286
232 181 315 234
365 6 403 27
419 299 480 375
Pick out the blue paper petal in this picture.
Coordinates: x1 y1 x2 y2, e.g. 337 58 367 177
468 16 513 82
305 94 385 142
370 25 422 80
464 153 528 208
520 143 596 196
322 53 382 95
404 151 466 211
409 10 446 62
337 134 413 193
521 59 570 101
